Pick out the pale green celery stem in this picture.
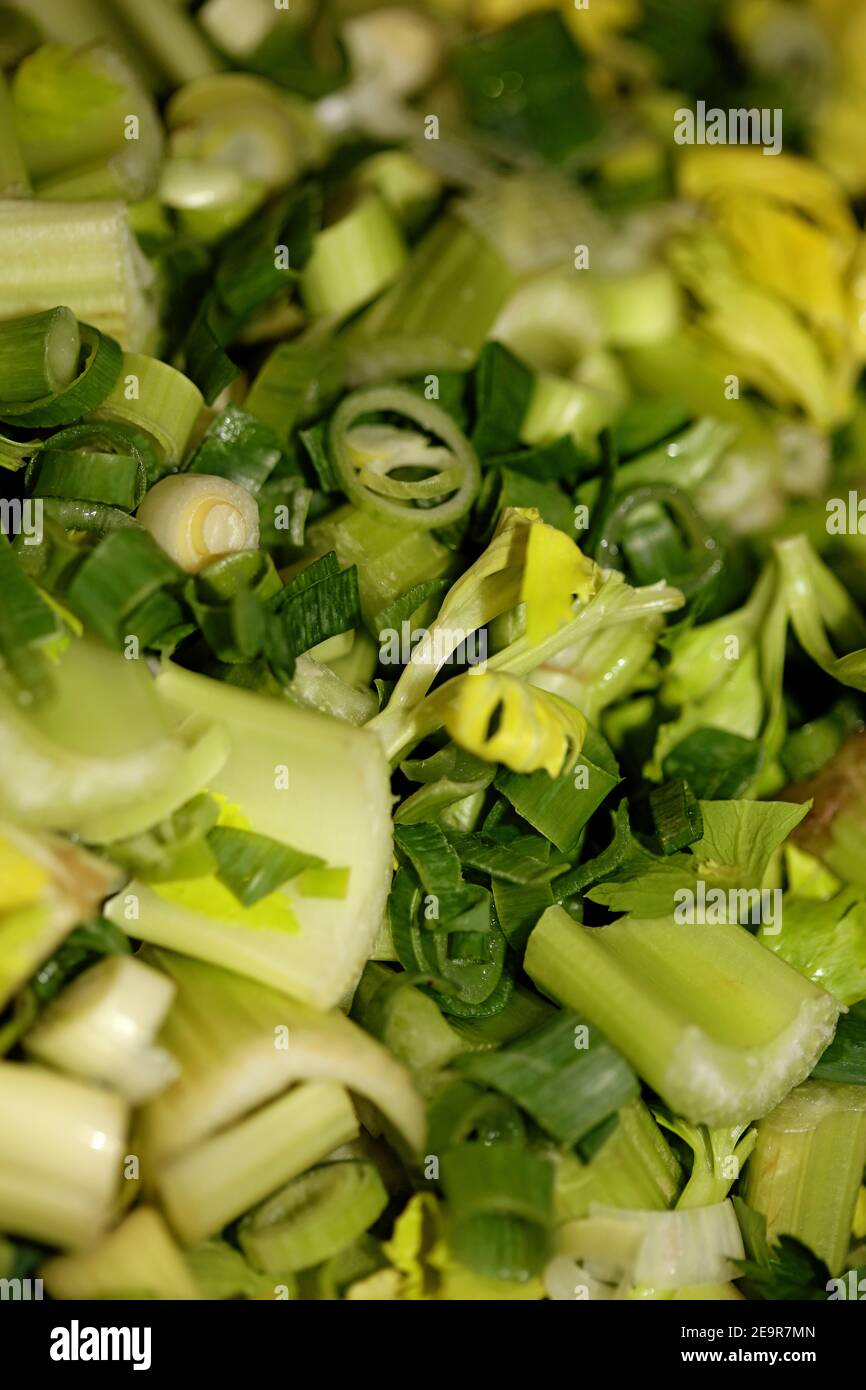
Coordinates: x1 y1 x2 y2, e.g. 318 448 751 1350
111 0 223 84
157 1079 358 1245
0 74 29 196
0 1060 127 1249
554 1098 682 1222
0 200 156 352
345 218 519 383
526 907 841 1126
743 1081 866 1275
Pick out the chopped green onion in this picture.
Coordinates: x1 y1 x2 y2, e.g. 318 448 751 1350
28 444 145 511
92 351 202 465
238 1160 388 1274
648 780 704 854
208 824 324 906
553 1098 681 1221
110 0 223 86
137 473 260 574
0 306 79 403
216 184 320 320
305 502 456 629
12 41 163 202
328 385 480 530
440 1141 553 1282
186 404 282 494
453 12 601 166
245 339 344 443
65 527 182 644
455 1008 639 1147
0 321 121 428
470 339 534 459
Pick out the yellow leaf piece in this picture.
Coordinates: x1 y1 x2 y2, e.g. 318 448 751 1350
712 191 849 348
668 230 843 427
520 521 597 646
0 834 48 913
152 876 299 934
440 670 586 777
676 147 857 246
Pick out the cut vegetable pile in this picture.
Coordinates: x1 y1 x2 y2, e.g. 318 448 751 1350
3 0 866 1303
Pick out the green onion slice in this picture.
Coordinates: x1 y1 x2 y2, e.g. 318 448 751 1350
329 387 480 530
0 323 121 428
238 1160 388 1274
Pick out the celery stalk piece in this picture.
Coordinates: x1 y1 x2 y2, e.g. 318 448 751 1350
156 1079 358 1245
553 1098 682 1222
304 502 457 629
41 1206 203 1300
526 907 841 1125
0 636 229 839
743 1081 866 1275
137 948 425 1165
0 823 119 1010
105 662 393 1010
24 955 178 1104
0 1060 127 1249
12 42 164 201
0 199 157 351
111 0 223 85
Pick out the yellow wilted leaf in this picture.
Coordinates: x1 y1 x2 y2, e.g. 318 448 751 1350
677 147 857 246
0 833 48 913
440 669 586 777
712 191 849 349
669 230 843 427
521 522 598 646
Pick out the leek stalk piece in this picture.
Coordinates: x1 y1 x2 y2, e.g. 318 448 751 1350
0 308 77 403
106 661 393 1009
91 352 203 465
301 194 407 319
24 954 178 1103
11 41 164 201
0 199 156 351
743 1081 866 1274
156 1079 358 1245
41 1206 202 1300
137 474 259 573
0 635 229 841
137 947 425 1164
0 1059 127 1249
526 907 841 1126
